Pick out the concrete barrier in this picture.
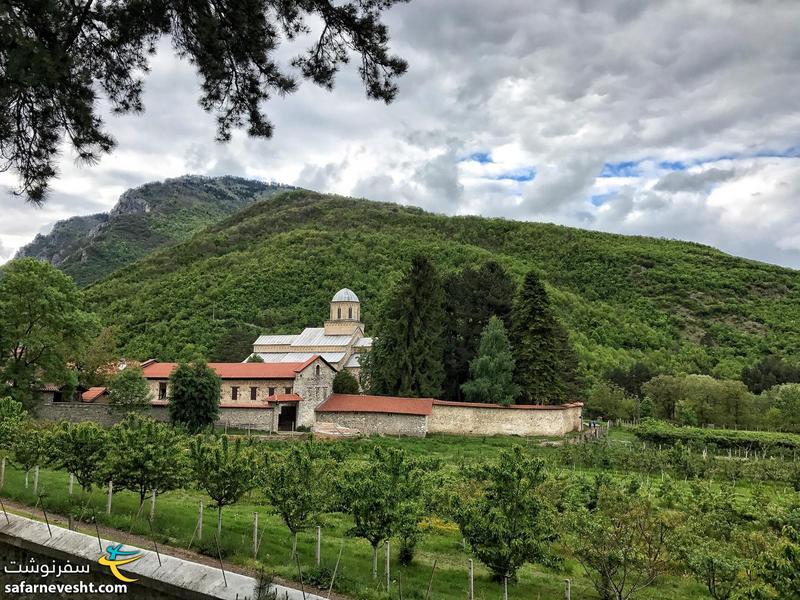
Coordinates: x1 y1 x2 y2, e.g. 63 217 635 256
0 511 323 600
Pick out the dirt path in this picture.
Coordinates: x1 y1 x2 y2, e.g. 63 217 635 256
0 497 348 600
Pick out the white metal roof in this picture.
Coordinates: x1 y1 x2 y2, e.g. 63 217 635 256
253 334 298 346
332 288 359 303
290 327 353 347
353 337 373 348
250 352 346 364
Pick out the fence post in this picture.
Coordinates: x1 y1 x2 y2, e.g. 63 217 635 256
68 473 74 496
565 578 571 600
503 575 508 600
385 539 390 592
0 457 4 491
316 526 321 567
253 512 258 558
33 465 39 495
150 489 156 520
198 501 203 541
106 481 113 515
468 559 474 600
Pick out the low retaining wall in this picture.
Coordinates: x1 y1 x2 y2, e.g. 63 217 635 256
0 512 322 600
427 401 582 437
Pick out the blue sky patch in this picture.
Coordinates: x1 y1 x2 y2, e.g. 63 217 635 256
590 193 614 207
658 160 687 171
599 161 641 177
492 168 536 182
465 151 493 164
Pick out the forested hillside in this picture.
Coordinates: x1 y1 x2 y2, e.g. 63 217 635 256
16 175 295 286
84 189 800 382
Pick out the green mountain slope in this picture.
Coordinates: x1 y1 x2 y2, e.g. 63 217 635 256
16 175 295 286
85 190 800 381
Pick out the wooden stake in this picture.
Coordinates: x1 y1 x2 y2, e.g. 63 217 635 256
385 539 390 592
253 512 259 558
503 576 508 600
106 481 113 515
316 526 321 567
198 501 203 541
564 578 572 600
68 473 74 496
468 559 474 600
326 542 344 600
33 465 39 494
425 559 437 600
150 489 157 520
0 457 5 490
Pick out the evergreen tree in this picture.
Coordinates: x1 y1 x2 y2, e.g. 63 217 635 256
461 317 519 406
442 261 516 401
332 369 360 394
2 1 407 202
168 362 221 433
366 256 446 398
510 271 579 404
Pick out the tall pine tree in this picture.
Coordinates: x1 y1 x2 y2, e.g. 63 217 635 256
461 316 519 406
365 256 445 397
442 261 516 401
511 271 579 404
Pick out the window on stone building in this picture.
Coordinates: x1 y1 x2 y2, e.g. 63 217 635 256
337 307 341 319
315 365 321 376
269 387 275 396
231 386 239 401
348 306 352 319
159 382 167 400
251 387 257 401
284 387 292 394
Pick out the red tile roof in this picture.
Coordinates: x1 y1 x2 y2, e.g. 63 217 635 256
317 394 434 416
141 361 314 380
81 387 107 402
432 400 584 410
266 393 302 403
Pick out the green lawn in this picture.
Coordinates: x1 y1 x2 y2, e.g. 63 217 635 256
0 433 720 600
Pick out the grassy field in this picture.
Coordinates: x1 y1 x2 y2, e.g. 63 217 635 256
0 432 764 600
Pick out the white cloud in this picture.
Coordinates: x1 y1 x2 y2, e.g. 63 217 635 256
2 0 800 268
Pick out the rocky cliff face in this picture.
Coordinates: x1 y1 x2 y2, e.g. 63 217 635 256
14 175 296 286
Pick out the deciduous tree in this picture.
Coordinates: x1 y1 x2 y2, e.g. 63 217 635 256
108 366 152 414
454 446 557 581
50 421 108 493
0 258 97 409
109 414 189 508
336 447 425 578
261 442 331 558
191 435 256 536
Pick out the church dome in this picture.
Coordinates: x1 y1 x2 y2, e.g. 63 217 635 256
332 288 359 303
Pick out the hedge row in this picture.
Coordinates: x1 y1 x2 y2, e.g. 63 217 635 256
632 420 800 451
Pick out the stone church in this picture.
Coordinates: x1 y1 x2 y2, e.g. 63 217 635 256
248 288 372 380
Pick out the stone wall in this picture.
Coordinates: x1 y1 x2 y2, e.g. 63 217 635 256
314 413 427 437
427 402 583 437
147 378 293 403
38 402 275 432
293 358 336 428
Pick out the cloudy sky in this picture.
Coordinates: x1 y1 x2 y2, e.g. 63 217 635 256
2 0 800 267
